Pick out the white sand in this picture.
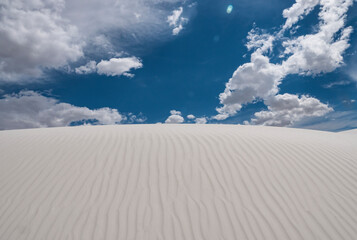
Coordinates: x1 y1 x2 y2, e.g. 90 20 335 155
0 124 356 240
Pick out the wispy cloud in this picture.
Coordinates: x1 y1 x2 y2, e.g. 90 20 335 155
0 0 191 83
323 80 351 88
347 64 357 82
75 61 97 75
167 7 189 35
294 110 357 132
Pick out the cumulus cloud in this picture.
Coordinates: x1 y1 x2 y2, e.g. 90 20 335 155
282 0 354 76
165 110 184 123
167 7 188 35
0 91 128 130
75 57 143 77
215 52 285 120
215 0 354 124
0 0 191 83
97 57 143 77
165 115 184 123
0 0 83 82
248 94 333 126
187 114 195 119
282 27 353 75
195 117 207 124
186 114 208 124
170 110 182 115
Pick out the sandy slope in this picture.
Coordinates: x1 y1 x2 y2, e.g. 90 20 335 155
0 125 356 240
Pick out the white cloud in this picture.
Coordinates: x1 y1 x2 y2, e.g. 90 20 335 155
323 80 351 88
282 0 320 30
282 27 353 76
0 91 128 130
75 61 97 74
281 0 354 75
170 110 182 115
215 0 354 124
294 111 357 132
167 7 183 26
0 0 191 83
347 64 357 82
0 0 83 82
248 94 333 126
165 115 184 123
165 109 184 123
246 28 275 54
76 57 143 77
167 7 188 35
187 114 195 119
215 52 285 119
75 57 143 77
195 117 207 124
64 0 186 39
127 113 147 123
343 99 356 104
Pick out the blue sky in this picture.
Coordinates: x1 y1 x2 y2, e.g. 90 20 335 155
0 0 356 131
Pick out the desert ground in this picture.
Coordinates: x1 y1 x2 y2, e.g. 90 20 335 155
0 125 356 240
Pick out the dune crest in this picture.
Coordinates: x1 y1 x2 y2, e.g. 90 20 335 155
0 125 356 240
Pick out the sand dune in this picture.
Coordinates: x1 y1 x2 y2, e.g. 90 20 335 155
0 125 356 240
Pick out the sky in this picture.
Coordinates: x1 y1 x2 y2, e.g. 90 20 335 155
0 0 356 131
